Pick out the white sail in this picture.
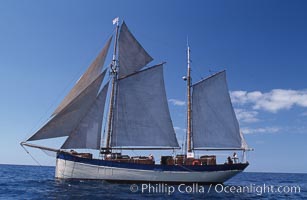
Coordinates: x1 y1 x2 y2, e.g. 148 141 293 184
240 130 248 149
192 71 245 149
27 72 105 141
53 36 112 115
118 21 153 78
111 64 179 148
61 82 109 149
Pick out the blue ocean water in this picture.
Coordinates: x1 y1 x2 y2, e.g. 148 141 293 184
0 164 306 199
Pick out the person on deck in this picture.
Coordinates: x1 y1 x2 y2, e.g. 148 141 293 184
227 156 233 164
232 152 238 163
149 154 155 164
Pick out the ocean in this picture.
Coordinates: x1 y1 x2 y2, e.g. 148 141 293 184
0 164 306 199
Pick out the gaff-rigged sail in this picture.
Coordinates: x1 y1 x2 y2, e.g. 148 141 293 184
118 21 153 78
192 71 247 149
111 64 179 148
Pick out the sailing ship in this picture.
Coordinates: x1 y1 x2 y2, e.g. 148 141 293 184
21 18 251 183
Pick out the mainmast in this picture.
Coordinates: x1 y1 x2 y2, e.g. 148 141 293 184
186 42 192 154
105 17 120 151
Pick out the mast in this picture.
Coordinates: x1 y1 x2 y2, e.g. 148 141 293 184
186 42 192 153
105 17 120 151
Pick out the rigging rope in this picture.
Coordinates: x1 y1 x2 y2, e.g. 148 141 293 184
21 144 42 167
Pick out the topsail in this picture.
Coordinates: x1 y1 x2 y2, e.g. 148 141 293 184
118 21 153 78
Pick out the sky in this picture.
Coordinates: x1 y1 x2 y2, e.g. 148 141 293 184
0 0 307 173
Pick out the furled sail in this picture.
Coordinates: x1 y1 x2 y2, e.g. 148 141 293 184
61 82 109 149
27 72 106 141
192 71 247 149
53 36 112 115
118 21 153 78
111 64 179 148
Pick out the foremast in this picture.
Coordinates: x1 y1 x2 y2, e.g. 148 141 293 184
105 18 120 151
103 19 179 150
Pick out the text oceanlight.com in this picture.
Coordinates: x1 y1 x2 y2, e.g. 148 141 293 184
129 183 301 196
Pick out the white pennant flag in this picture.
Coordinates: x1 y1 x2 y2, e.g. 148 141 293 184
112 17 119 25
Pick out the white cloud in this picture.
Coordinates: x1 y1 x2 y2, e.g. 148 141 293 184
235 108 259 123
168 99 185 106
230 89 307 113
241 127 280 134
230 91 248 104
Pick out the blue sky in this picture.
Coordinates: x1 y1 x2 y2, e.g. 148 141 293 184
1 0 307 173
